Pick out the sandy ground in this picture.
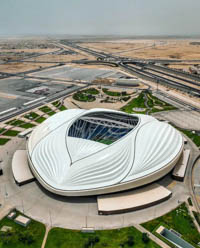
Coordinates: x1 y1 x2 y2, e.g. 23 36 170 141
0 48 58 61
0 48 58 54
81 40 200 60
81 40 154 53
168 64 191 71
27 53 94 63
0 62 57 73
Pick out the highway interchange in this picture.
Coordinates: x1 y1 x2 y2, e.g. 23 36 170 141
0 39 200 228
0 39 200 121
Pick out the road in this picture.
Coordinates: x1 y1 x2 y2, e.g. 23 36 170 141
0 84 88 123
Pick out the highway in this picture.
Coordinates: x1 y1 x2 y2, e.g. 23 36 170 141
0 84 88 123
119 62 200 96
58 41 200 95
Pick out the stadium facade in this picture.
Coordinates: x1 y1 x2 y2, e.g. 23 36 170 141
27 108 183 196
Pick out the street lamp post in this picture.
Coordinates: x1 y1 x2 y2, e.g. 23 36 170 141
0 159 3 176
157 79 159 92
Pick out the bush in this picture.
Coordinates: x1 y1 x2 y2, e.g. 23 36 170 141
142 233 150 243
122 91 127 96
18 230 35 245
0 230 17 245
94 236 100 243
127 235 134 246
84 236 100 247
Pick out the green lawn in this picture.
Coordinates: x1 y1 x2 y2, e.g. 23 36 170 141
6 119 25 126
73 92 96 102
52 101 60 107
47 111 56 116
35 116 46 123
120 92 146 113
142 203 200 247
102 88 121 97
179 129 200 147
97 139 113 145
121 91 177 114
0 138 10 145
39 106 56 116
5 119 35 129
193 211 200 227
20 123 36 129
83 88 99 95
24 112 39 120
45 226 160 248
2 129 20 137
0 211 45 248
52 101 67 111
58 105 67 111
0 128 6 134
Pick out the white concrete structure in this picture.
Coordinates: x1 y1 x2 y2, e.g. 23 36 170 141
18 128 33 138
115 79 140 87
12 150 35 186
97 183 172 214
27 108 183 196
14 215 31 227
172 149 190 181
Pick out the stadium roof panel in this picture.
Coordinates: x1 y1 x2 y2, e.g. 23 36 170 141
27 108 183 196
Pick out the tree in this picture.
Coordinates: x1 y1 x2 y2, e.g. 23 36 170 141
18 230 35 245
142 232 150 243
0 230 17 245
127 235 134 246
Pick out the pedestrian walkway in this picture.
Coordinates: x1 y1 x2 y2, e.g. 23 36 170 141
134 224 170 248
41 225 51 248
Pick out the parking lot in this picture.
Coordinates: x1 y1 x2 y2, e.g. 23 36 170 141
0 77 76 112
31 65 125 82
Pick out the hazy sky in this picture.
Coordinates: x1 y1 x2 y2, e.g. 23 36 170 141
0 0 200 36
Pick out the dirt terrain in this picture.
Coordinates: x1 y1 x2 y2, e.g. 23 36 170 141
0 62 57 73
27 53 94 63
81 40 200 60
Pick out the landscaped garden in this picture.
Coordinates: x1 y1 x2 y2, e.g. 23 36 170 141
120 92 146 114
0 138 10 145
6 119 35 129
0 129 20 137
83 88 99 95
142 203 200 248
0 211 46 248
45 226 160 248
52 101 67 111
102 88 132 97
24 112 39 120
35 116 46 123
121 91 177 114
179 129 200 147
73 88 99 102
39 106 56 116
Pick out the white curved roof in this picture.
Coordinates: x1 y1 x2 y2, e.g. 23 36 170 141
27 108 183 196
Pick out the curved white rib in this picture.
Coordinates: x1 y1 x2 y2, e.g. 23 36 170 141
28 108 183 195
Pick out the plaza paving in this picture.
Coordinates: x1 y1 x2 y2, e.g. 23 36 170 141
0 135 191 230
153 110 200 131
31 65 125 82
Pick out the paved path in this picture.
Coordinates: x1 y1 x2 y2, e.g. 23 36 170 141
134 224 170 248
41 225 51 248
64 99 79 109
153 110 200 131
0 135 189 230
186 202 200 233
0 204 13 220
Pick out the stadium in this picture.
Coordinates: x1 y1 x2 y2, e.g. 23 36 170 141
27 108 183 196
